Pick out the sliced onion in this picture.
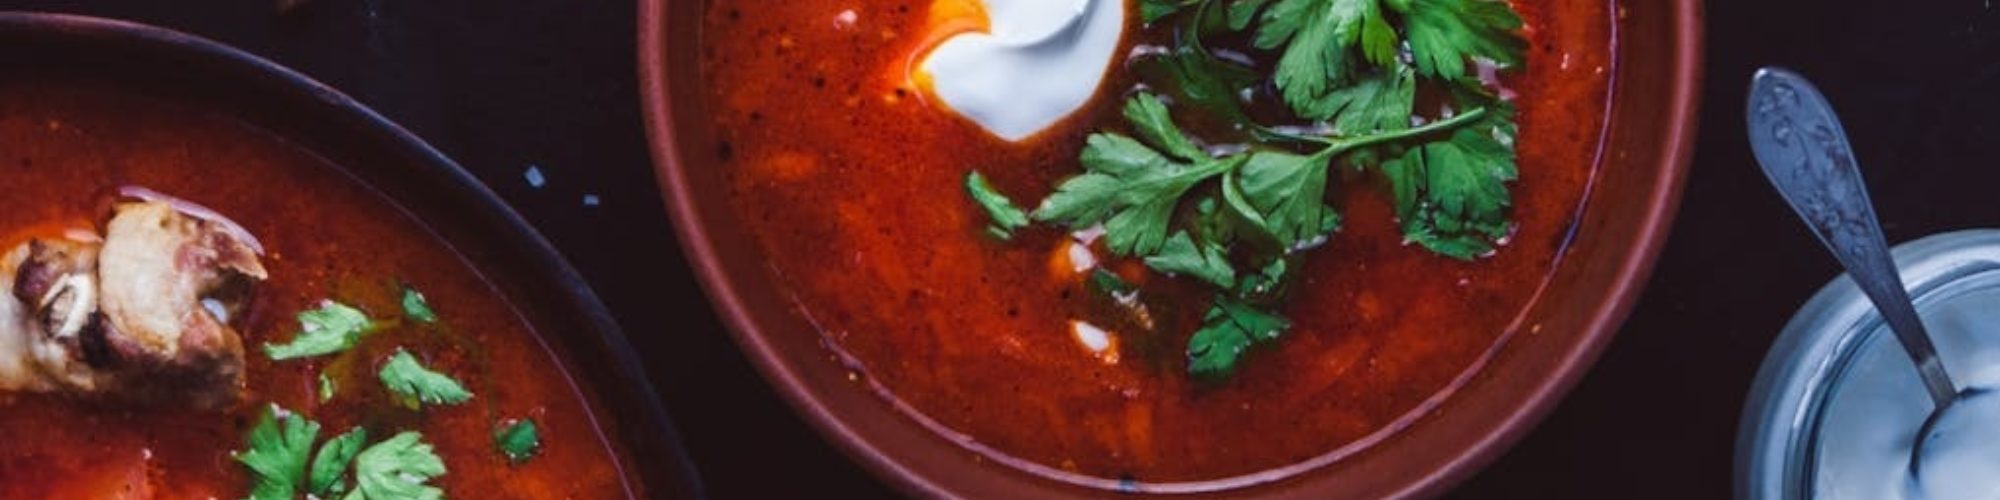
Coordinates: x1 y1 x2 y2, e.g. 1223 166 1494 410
116 186 266 255
1474 58 1519 102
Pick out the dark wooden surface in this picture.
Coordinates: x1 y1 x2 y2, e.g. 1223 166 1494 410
9 0 1998 497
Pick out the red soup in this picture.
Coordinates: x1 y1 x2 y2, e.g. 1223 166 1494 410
0 81 637 498
703 0 1612 485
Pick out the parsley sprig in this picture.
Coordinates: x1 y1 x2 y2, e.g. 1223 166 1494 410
235 406 448 500
265 301 374 361
968 0 1527 379
379 349 474 408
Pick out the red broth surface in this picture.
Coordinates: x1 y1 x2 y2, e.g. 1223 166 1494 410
702 0 1613 483
0 82 636 498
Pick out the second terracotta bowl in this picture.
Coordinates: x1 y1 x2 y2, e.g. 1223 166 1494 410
639 0 1703 496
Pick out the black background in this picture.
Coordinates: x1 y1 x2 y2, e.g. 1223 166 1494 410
7 0 1999 497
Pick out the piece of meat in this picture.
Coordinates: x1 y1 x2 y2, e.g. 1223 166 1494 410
97 201 266 407
0 245 52 392
0 198 267 408
5 238 107 391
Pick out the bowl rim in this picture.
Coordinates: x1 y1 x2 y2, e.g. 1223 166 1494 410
0 12 705 498
639 0 1704 495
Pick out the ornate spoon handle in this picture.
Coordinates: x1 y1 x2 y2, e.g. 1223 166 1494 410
1746 67 1957 408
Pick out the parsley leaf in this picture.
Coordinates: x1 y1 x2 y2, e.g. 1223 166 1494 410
1236 150 1341 249
1032 94 1238 256
1004 0 1531 380
266 301 373 361
1140 0 1201 23
1141 44 1260 131
310 427 368 497
237 406 320 500
1226 0 1270 30
1382 114 1518 259
401 286 438 324
1125 92 1207 161
495 419 541 464
1252 0 1397 116
1134 0 1262 133
1187 296 1290 379
1234 257 1292 300
1087 268 1134 296
1143 232 1237 288
1399 0 1526 80
348 431 447 500
1306 64 1416 133
379 350 473 408
964 171 1031 240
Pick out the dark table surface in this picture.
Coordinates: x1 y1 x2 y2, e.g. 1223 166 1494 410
11 0 1999 497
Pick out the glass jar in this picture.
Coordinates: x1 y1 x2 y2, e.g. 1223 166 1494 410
1739 229 2000 499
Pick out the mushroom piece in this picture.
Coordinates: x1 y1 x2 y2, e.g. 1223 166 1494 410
0 197 267 408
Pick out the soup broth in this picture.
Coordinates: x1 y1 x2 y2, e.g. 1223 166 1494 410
702 0 1613 483
0 81 635 498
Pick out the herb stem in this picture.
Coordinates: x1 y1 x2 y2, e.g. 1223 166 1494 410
1323 107 1488 156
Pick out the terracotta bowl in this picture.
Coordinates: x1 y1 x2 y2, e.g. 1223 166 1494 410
640 1 1703 496
0 13 703 498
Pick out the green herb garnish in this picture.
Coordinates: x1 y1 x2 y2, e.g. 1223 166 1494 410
1252 0 1400 117
965 0 1528 379
266 301 374 361
319 372 337 403
349 431 448 500
309 427 368 497
495 419 541 464
1401 0 1527 81
1187 296 1290 379
401 286 439 324
964 171 1032 240
235 408 447 499
237 406 320 500
379 349 473 408
1032 94 1241 257
1143 232 1236 288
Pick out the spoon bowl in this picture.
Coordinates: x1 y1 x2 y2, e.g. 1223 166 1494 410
1910 387 2000 498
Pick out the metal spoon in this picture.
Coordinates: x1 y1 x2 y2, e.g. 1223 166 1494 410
1747 67 1957 407
1746 67 1998 497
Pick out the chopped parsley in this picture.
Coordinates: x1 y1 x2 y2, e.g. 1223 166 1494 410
309 427 368 497
964 171 1031 240
379 349 473 408
234 408 447 500
401 286 439 324
1187 297 1290 380
266 301 374 360
1384 117 1520 259
962 0 1527 378
1401 0 1526 80
1143 232 1235 288
495 418 542 464
319 372 337 403
349 431 449 500
237 406 320 500
1252 0 1400 117
1032 94 1241 257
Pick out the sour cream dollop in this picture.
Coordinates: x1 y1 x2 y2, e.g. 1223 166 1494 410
918 0 1125 141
